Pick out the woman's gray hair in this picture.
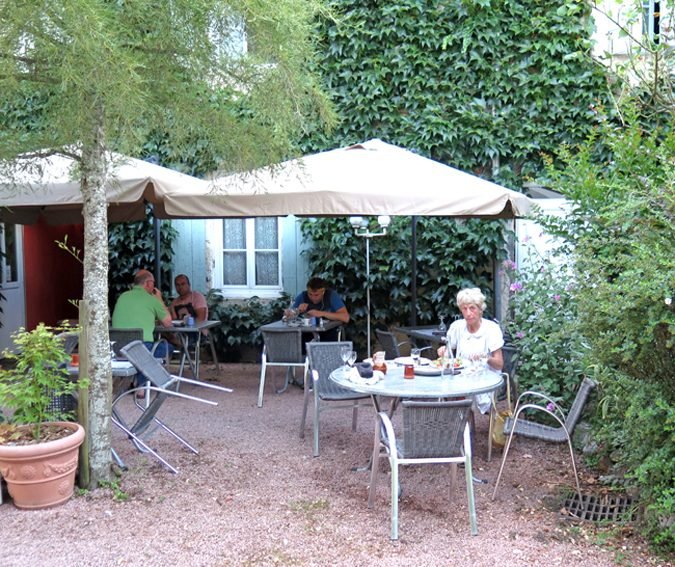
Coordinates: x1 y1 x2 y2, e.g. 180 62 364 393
456 288 487 312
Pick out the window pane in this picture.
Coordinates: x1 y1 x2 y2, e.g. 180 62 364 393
255 252 279 285
223 219 245 249
254 218 278 249
0 224 17 284
223 252 246 285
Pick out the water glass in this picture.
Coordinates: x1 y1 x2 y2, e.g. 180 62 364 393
347 350 357 367
411 348 421 366
340 345 351 370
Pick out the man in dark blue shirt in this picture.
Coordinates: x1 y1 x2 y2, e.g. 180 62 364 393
290 276 349 341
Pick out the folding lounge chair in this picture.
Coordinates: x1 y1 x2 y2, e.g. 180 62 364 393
114 340 232 473
492 376 597 500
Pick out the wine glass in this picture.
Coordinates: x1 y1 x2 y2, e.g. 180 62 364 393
347 350 357 368
438 315 446 334
109 341 117 360
340 345 351 370
411 348 421 367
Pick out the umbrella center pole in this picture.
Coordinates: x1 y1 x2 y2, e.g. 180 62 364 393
349 216 391 359
366 237 371 358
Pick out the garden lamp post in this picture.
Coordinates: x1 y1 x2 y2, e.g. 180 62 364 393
349 215 391 357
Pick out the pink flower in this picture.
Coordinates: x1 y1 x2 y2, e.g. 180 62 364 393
510 282 523 292
515 331 525 339
502 260 517 270
546 402 556 412
553 294 561 302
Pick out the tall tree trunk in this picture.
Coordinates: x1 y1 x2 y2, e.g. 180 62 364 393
80 116 113 486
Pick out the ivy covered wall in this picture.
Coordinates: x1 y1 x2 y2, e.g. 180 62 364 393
306 0 609 185
293 0 611 351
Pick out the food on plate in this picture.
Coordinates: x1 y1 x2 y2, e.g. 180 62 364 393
431 357 464 369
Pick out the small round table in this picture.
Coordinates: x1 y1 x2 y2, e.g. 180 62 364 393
330 363 504 465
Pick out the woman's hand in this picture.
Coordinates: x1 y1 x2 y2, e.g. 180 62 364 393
437 345 446 358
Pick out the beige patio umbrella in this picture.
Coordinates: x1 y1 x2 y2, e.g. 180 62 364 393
163 139 532 218
162 139 532 335
0 153 209 225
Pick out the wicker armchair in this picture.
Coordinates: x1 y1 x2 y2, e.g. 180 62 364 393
368 399 477 540
300 341 372 457
374 329 409 359
257 329 307 408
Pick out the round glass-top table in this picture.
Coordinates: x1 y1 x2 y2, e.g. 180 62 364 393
330 364 503 401
331 363 504 467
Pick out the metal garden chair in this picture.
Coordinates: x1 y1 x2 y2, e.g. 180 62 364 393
300 341 372 457
257 328 307 408
368 399 477 540
374 329 409 359
114 340 232 473
492 376 597 500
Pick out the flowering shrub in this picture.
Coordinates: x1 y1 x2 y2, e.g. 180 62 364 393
503 245 588 409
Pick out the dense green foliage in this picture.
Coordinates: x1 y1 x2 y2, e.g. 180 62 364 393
297 0 611 356
591 370 674 552
535 101 675 551
306 0 608 184
300 216 507 355
107 207 177 311
206 291 290 361
502 248 588 409
543 110 675 399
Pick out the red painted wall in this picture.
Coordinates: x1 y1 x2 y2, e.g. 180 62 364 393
24 221 85 329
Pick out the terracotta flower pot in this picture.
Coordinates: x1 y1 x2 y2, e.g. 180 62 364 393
0 422 85 509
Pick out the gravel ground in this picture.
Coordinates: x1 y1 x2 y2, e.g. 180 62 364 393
1 363 670 567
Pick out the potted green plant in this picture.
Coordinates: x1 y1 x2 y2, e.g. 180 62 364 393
0 323 85 509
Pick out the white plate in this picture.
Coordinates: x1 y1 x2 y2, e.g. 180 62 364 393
414 366 441 376
172 320 185 327
393 356 432 367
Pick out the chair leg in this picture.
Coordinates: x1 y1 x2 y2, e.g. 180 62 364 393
351 402 358 432
487 400 495 462
299 379 311 439
368 421 381 508
465 451 478 535
390 458 400 540
274 367 292 394
207 332 220 371
312 393 320 457
449 463 457 500
257 360 267 408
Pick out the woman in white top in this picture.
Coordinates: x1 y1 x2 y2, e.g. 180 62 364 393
439 287 504 413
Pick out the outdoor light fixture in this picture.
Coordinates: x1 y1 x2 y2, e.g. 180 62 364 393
350 215 391 357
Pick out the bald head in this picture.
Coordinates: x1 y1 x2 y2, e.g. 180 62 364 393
134 269 154 286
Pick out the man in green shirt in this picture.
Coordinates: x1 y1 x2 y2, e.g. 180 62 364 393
112 269 173 393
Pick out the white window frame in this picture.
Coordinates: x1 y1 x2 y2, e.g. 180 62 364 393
208 218 283 299
0 223 20 289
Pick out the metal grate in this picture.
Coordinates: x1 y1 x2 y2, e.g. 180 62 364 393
561 492 636 523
